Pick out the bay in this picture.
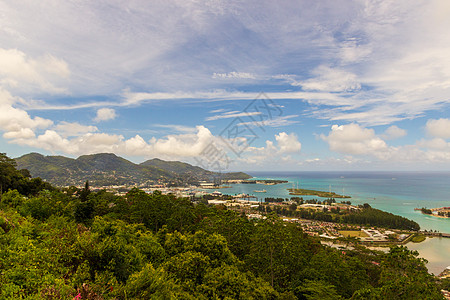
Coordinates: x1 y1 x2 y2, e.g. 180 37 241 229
217 171 450 274
220 171 450 233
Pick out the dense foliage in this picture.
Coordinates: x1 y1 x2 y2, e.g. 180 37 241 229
342 206 420 231
0 153 444 299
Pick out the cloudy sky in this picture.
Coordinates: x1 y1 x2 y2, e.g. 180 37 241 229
1 0 450 171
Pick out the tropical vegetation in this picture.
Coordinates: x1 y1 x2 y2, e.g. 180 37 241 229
0 153 445 299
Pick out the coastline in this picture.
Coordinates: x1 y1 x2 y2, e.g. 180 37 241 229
241 171 450 233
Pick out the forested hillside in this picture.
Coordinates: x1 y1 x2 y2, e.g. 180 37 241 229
0 153 447 299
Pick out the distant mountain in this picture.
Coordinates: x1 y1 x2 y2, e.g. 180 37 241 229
15 153 251 187
141 158 251 182
141 158 209 174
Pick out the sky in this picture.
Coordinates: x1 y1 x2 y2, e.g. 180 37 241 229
1 0 450 172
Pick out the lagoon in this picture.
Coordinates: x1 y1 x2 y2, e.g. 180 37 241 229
406 237 450 275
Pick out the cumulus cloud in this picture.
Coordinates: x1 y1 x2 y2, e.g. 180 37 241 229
321 124 387 156
150 126 213 157
0 88 53 139
94 108 117 122
3 128 35 140
381 125 407 140
320 123 450 164
417 138 450 150
275 132 301 153
426 118 450 139
8 123 214 159
54 121 98 137
242 132 302 165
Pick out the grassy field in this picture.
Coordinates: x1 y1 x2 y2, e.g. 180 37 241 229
411 234 426 243
339 230 369 238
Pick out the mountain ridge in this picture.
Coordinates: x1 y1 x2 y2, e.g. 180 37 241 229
15 152 251 186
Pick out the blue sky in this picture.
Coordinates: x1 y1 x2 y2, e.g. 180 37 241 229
1 0 450 171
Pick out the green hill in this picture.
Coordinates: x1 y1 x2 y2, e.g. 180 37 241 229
15 153 251 187
141 158 250 181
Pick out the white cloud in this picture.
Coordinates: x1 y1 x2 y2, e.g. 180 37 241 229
0 48 69 94
321 124 388 156
0 88 53 139
8 124 215 159
1 1 449 129
381 125 407 140
242 132 302 165
237 115 299 128
209 108 226 113
320 123 450 165
151 125 213 157
21 90 346 111
206 110 261 121
94 108 116 122
426 118 450 139
153 124 197 133
14 130 73 154
417 138 450 150
54 122 98 137
275 132 301 153
212 72 256 79
339 39 372 64
298 65 361 92
3 128 35 139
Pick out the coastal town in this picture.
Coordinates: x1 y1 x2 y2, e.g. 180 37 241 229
84 179 448 246
202 195 421 245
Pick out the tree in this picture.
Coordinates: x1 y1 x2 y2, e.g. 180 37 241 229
295 280 343 300
246 215 313 291
0 153 19 194
199 265 278 299
123 263 194 299
378 246 442 299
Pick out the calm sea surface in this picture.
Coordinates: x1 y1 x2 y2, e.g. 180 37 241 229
218 171 450 273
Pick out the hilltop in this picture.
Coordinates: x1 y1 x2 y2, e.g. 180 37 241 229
15 153 251 187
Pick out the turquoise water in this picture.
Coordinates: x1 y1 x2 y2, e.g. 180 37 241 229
219 171 450 233
216 171 450 274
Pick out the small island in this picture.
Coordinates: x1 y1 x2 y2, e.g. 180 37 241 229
288 188 351 198
416 207 450 218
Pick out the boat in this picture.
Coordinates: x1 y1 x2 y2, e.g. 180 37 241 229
253 189 267 193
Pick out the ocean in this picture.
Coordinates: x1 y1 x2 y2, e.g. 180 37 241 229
222 171 450 233
218 171 450 274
